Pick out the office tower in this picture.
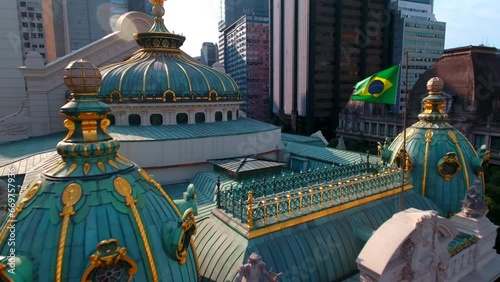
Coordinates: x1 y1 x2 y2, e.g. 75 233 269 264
42 0 130 62
271 0 391 137
17 0 47 62
218 0 269 64
218 0 269 30
391 0 445 112
200 42 218 67
221 15 270 122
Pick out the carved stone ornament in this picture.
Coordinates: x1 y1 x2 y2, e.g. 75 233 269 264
462 180 487 218
437 152 462 181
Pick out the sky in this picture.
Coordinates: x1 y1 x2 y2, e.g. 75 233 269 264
163 0 500 58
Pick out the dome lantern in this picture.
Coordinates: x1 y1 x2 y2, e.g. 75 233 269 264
417 76 448 124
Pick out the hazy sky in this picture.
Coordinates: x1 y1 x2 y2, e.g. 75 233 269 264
163 0 500 57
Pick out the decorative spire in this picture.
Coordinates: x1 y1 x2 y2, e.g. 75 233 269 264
51 59 133 177
134 0 185 50
417 77 448 124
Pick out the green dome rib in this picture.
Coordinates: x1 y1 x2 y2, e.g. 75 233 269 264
97 51 241 102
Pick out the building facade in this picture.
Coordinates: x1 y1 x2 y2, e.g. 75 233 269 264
271 0 391 138
218 0 269 65
200 42 218 67
390 0 445 112
42 0 130 62
218 0 269 31
0 0 28 121
220 15 270 122
16 0 47 63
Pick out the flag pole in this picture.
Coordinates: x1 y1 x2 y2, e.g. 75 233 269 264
399 51 409 211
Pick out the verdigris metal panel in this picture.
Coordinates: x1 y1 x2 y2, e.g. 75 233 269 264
196 190 442 282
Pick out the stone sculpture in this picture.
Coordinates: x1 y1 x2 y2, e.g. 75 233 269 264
380 137 392 165
462 180 487 217
235 253 282 282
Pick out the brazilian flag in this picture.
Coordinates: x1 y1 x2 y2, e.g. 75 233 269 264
351 65 400 104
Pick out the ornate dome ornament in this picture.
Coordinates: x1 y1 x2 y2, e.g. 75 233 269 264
55 59 130 176
0 60 199 281
437 152 462 181
98 0 241 104
416 77 450 126
134 0 186 52
387 77 485 216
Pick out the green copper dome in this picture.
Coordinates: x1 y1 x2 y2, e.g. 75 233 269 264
0 58 199 281
97 2 240 103
385 77 489 216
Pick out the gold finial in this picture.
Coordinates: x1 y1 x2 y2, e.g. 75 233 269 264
426 77 444 94
149 0 164 5
150 0 165 18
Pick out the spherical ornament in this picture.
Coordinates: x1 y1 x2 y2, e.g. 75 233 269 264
426 77 444 94
152 5 165 17
63 59 102 93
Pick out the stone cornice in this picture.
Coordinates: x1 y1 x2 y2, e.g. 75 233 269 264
108 102 244 111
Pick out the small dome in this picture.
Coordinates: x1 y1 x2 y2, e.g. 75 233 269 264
0 58 199 280
387 77 487 216
97 2 240 103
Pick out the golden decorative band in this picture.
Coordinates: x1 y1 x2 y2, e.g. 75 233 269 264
422 130 434 195
448 131 470 187
56 183 82 282
0 181 41 245
114 177 159 282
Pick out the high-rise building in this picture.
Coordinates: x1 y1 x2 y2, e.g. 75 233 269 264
391 0 445 112
218 0 269 65
17 0 47 63
200 42 217 67
221 15 270 122
271 0 391 137
128 0 154 17
42 0 130 62
0 0 27 118
218 0 269 30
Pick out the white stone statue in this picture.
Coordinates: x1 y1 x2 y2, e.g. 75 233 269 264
337 136 347 150
235 253 282 282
